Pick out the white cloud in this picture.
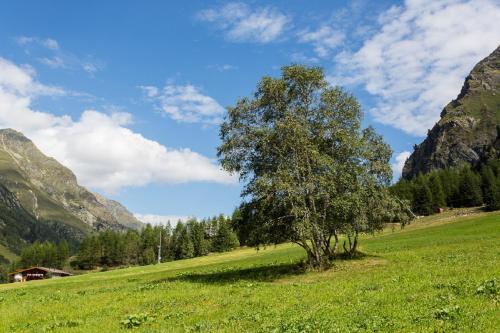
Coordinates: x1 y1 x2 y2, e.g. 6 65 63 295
16 36 59 50
333 0 500 136
290 52 319 64
16 36 103 75
391 151 411 180
16 36 35 45
38 56 66 69
298 26 345 58
139 85 159 98
207 64 238 72
42 38 59 50
0 58 66 97
82 62 99 74
0 57 236 192
141 84 225 124
197 2 290 43
134 214 191 226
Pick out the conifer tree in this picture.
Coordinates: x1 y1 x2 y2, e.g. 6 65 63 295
458 167 483 207
412 176 433 215
56 240 70 268
481 166 500 211
123 230 140 265
173 223 194 259
211 218 239 252
428 172 446 209
187 219 209 257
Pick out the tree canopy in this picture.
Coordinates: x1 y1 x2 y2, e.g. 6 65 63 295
72 216 239 270
218 65 410 268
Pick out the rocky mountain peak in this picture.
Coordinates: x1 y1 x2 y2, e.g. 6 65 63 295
402 45 500 179
0 128 143 232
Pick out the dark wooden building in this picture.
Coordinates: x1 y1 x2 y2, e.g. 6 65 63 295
9 267 72 282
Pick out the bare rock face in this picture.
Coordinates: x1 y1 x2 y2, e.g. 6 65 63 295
403 45 500 179
94 193 143 230
0 128 142 232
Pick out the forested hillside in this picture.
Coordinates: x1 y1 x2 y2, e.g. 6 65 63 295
392 160 500 215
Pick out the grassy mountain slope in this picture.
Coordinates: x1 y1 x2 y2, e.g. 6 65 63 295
1 211 498 332
0 128 143 257
0 182 87 257
403 45 500 179
0 129 127 230
0 148 89 233
0 243 17 264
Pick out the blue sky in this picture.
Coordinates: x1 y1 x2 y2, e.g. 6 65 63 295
0 0 499 224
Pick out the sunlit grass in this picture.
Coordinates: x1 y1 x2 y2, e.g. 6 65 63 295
0 211 498 332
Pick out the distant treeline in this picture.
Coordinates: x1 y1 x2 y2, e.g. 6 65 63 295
391 160 500 215
72 215 239 270
0 215 241 282
18 240 70 269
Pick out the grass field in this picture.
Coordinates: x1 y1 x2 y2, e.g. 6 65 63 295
0 210 498 332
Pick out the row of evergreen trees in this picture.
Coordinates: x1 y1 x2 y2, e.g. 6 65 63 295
72 215 239 270
17 240 70 269
391 160 500 215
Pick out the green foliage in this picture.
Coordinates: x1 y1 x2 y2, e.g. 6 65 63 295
457 167 483 207
17 240 70 269
0 265 8 283
476 278 499 298
433 305 461 321
218 64 409 268
173 223 194 260
392 160 500 215
481 166 500 211
428 172 446 209
211 217 239 252
120 313 153 329
72 216 241 270
187 219 209 257
412 176 434 215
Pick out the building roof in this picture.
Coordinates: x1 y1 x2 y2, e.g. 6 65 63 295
8 266 73 276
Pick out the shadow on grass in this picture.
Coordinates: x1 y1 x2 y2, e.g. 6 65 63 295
163 262 306 285
161 251 376 285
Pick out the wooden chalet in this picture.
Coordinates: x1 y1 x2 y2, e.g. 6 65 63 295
9 267 72 282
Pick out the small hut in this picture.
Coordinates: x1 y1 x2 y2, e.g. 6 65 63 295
9 267 72 282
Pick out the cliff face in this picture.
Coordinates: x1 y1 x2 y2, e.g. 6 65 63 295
94 193 143 230
403 45 500 179
0 128 143 251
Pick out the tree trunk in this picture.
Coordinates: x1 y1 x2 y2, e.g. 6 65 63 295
343 232 359 258
299 237 327 270
332 232 339 258
351 232 358 254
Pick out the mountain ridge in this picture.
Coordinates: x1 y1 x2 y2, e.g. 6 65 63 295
0 128 143 257
403 45 500 179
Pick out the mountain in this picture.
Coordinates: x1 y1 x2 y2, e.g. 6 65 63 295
0 128 143 257
94 193 143 230
403 45 500 179
0 183 81 258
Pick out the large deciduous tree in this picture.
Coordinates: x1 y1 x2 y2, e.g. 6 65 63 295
218 65 410 268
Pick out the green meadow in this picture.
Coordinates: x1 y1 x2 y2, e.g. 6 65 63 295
0 210 498 333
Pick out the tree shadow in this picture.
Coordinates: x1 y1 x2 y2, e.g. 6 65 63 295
159 252 379 285
162 262 307 285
